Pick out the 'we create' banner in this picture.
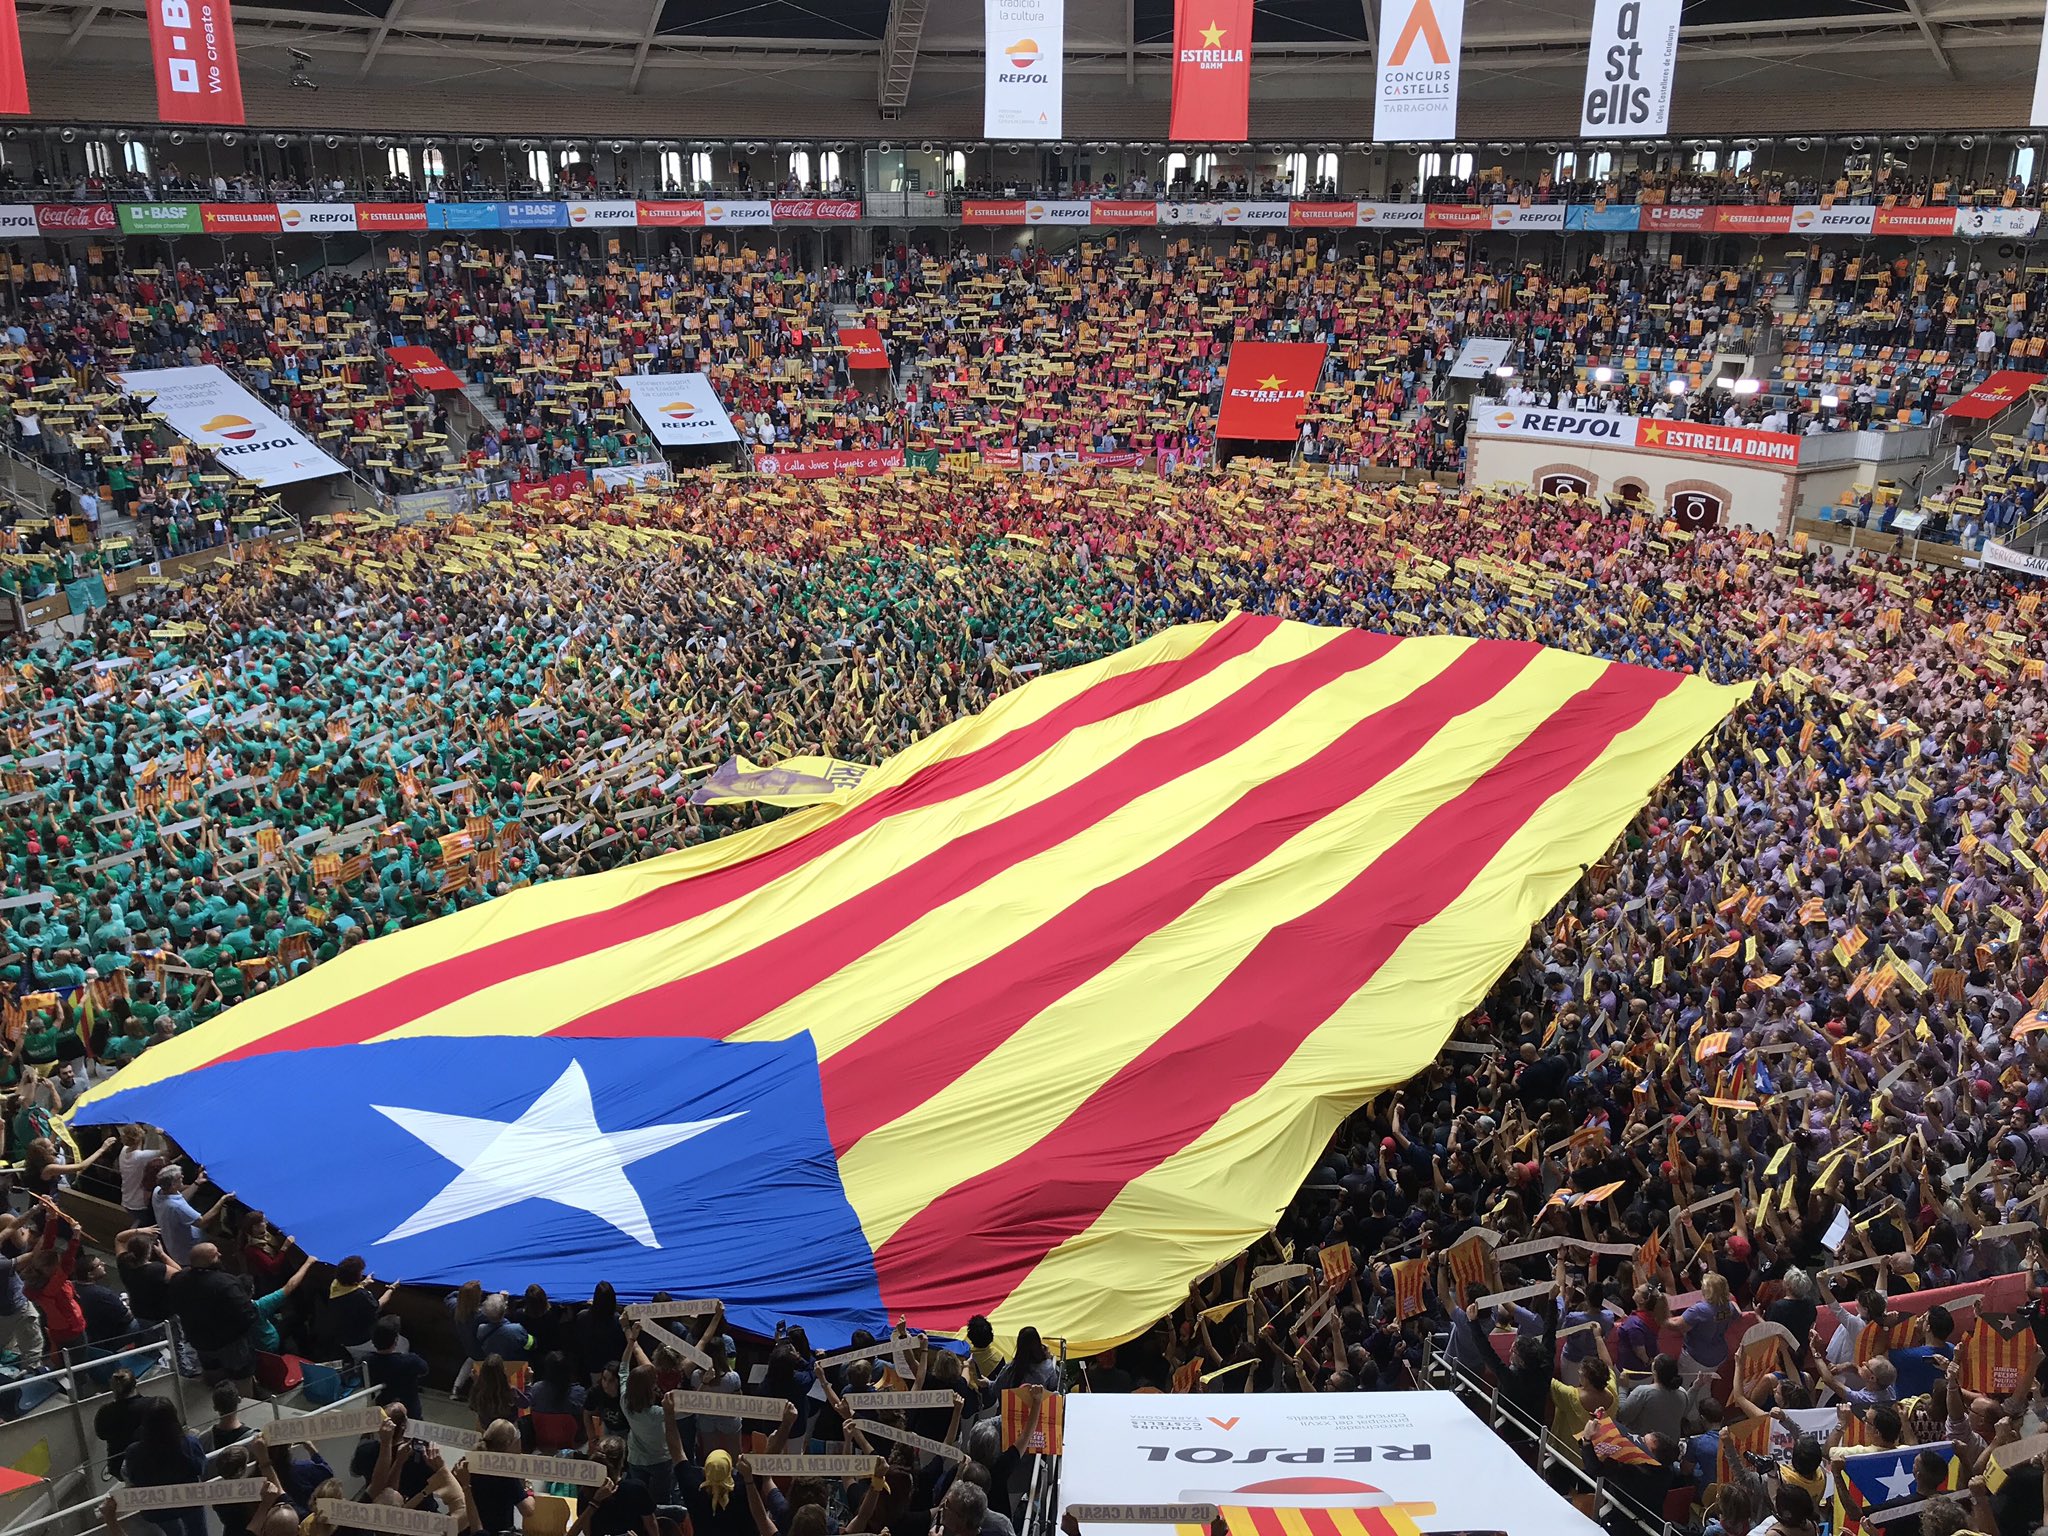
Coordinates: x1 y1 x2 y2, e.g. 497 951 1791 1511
1216 342 1326 441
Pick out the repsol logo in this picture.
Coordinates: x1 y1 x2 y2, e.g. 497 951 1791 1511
1518 412 1626 439
216 437 298 456
1139 1446 1431 1463
998 71 1050 82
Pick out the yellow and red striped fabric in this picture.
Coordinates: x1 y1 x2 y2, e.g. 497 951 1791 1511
77 616 1746 1350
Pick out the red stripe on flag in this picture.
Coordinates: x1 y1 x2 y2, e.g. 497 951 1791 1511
558 628 1402 1041
870 661 1681 1321
219 614 1280 1063
1247 1510 1290 1536
815 640 1539 1152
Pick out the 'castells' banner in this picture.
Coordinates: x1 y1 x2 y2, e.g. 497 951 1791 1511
618 372 742 448
986 0 1062 141
1580 0 1679 136
1169 0 1253 142
110 364 345 487
1374 0 1464 142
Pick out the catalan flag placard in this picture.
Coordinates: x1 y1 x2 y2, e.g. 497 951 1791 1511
73 618 1746 1350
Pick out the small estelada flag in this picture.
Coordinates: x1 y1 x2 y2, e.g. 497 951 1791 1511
1000 1385 1063 1454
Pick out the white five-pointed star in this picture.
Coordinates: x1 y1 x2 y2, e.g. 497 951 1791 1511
1876 1462 1917 1501
371 1061 741 1248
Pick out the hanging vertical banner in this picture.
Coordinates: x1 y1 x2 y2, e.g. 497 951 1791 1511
2034 0 2048 127
1374 0 1463 142
0 0 28 115
147 0 246 125
1215 342 1327 440
1580 0 1680 136
1169 0 1254 142
985 0 1063 140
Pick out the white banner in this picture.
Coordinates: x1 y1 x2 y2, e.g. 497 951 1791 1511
1959 207 2040 240
619 372 741 447
567 201 639 228
112 365 347 488
986 0 1063 140
1227 202 1293 227
703 201 774 227
1580 0 1680 137
1025 200 1092 225
1374 0 1465 142
1469 403 1637 446
1485 204 1567 231
1982 541 2048 579
1356 201 1427 229
593 461 674 491
1160 203 1221 225
2034 0 2048 128
1791 204 1874 237
278 202 358 233
1449 337 1513 379
0 204 38 235
1059 1393 1601 1536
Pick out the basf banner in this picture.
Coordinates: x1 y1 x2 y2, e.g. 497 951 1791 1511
1580 0 1679 136
112 365 344 487
1374 0 1464 142
986 0 1062 140
619 373 741 448
1169 0 1253 141
1216 342 1326 441
147 0 245 125
1058 1393 1602 1536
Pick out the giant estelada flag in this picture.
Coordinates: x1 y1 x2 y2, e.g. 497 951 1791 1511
74 617 1747 1348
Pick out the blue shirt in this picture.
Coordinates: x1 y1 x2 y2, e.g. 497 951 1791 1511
1888 1342 1954 1399
151 1188 204 1264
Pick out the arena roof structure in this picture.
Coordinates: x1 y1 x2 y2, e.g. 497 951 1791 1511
10 0 2048 137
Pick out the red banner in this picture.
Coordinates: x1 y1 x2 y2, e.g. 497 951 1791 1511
1424 204 1492 230
386 345 463 393
962 199 1028 226
982 447 1022 470
1640 204 1712 230
355 202 427 232
1872 206 1959 237
1169 0 1252 142
770 198 861 221
1635 417 1801 467
1289 203 1359 229
1089 201 1158 226
147 0 245 125
1944 370 2046 420
634 200 705 227
0 0 28 115
839 327 890 371
509 470 591 505
753 449 903 479
36 203 116 235
201 202 278 234
1216 341 1326 441
1713 206 1793 234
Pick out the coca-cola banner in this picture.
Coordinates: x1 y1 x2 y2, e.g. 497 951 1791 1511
770 198 862 221
753 449 904 479
37 203 117 235
147 0 245 125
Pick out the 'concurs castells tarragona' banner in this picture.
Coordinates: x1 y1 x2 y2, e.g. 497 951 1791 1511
1580 0 1679 136
1169 0 1254 142
1374 0 1465 143
111 365 344 487
985 0 1063 140
146 0 245 125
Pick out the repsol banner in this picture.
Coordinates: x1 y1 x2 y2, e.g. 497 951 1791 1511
111 364 345 487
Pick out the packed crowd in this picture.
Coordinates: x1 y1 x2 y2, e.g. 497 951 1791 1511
6 459 2048 1536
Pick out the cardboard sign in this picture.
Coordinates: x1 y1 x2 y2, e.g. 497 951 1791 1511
406 1421 480 1452
623 1299 721 1321
815 1336 916 1369
667 1390 790 1421
1470 1281 1552 1311
634 1316 712 1370
844 1390 962 1411
1069 1507 1221 1525
262 1404 385 1443
117 1481 269 1511
316 1501 455 1536
848 1419 966 1465
463 1450 609 1487
746 1454 886 1479
1249 1263 1313 1289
